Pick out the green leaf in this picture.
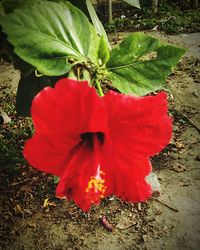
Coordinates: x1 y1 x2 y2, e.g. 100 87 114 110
123 0 140 9
98 36 110 66
0 1 97 76
87 24 101 65
86 0 110 49
107 33 185 96
54 175 60 185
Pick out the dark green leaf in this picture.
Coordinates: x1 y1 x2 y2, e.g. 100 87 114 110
107 33 185 96
0 1 97 76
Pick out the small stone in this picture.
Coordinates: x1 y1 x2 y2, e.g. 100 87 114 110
137 203 142 211
192 90 199 97
142 234 148 242
155 208 162 215
175 141 184 149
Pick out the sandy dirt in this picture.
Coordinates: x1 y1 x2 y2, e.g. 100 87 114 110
0 32 200 250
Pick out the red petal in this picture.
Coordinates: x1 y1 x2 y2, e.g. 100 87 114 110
103 91 172 157
55 134 152 211
56 135 108 211
24 79 107 176
31 78 107 135
23 134 79 176
56 134 152 211
100 138 152 202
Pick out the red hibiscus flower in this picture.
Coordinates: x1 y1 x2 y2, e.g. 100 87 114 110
23 78 172 211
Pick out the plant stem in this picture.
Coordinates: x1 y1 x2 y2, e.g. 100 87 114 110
96 80 104 97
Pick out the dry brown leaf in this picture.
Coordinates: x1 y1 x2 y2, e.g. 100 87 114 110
116 216 136 230
0 109 11 124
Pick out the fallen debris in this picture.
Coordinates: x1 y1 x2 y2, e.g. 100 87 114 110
171 163 187 173
0 109 11 125
116 215 136 230
100 216 114 232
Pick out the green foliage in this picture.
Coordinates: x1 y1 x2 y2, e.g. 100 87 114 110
159 9 200 34
98 36 110 66
105 4 200 34
106 33 185 96
0 95 33 171
0 1 185 115
0 1 97 76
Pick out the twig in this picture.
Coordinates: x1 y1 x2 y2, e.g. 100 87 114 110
172 109 200 134
11 178 30 186
172 99 195 109
151 197 179 212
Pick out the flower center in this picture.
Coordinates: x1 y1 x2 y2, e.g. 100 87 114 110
80 132 106 204
80 132 104 148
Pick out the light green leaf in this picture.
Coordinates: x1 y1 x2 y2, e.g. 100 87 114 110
123 0 140 9
86 0 110 49
54 176 60 185
87 24 101 65
98 36 110 66
107 33 185 96
0 1 97 76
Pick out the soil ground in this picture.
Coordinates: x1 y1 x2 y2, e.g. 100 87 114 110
0 32 200 250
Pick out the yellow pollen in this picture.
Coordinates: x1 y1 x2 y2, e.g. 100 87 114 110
86 170 106 200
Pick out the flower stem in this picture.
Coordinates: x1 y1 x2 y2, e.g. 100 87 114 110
96 80 104 97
